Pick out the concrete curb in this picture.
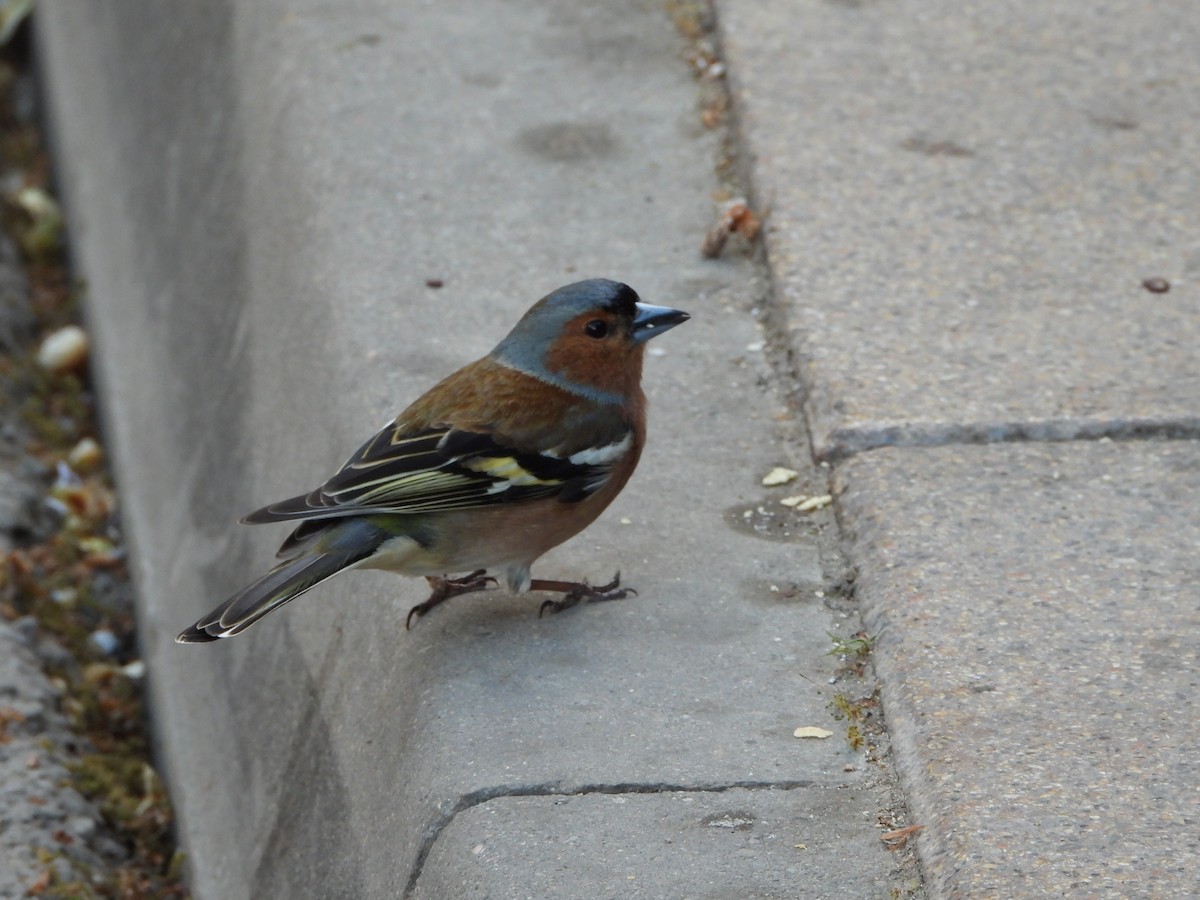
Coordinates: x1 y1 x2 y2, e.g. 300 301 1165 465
35 1 915 896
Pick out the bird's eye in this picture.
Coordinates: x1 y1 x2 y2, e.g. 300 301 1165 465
584 319 608 338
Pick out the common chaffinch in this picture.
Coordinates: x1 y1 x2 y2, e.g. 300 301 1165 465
177 279 689 642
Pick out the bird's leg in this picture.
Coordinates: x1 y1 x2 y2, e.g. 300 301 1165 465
406 569 497 629
533 572 635 618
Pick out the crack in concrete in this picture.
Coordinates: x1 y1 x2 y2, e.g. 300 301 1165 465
817 416 1200 462
403 778 815 896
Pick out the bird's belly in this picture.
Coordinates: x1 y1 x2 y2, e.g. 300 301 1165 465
353 525 540 580
358 500 612 580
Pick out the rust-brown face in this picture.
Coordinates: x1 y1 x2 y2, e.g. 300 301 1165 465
542 309 645 398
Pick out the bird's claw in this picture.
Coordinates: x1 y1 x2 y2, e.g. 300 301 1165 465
406 569 497 629
537 571 635 618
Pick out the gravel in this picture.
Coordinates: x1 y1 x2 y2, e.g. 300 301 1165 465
0 620 119 897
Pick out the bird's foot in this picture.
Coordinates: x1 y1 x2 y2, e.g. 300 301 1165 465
532 572 636 618
406 569 497 629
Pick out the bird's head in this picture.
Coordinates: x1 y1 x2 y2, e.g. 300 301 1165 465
491 279 690 404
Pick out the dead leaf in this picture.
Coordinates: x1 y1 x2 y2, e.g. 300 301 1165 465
27 869 52 894
701 199 764 257
881 824 925 849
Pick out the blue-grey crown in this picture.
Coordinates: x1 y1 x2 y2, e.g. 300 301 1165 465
489 279 641 403
492 279 638 362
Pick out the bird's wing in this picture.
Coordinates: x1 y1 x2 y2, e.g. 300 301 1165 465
241 422 634 524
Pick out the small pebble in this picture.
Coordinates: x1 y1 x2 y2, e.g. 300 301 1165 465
68 816 97 841
36 639 75 672
12 615 38 646
50 588 77 606
121 660 146 680
15 185 58 220
67 437 103 472
36 325 89 373
43 497 70 520
96 836 131 862
88 629 120 657
54 460 82 489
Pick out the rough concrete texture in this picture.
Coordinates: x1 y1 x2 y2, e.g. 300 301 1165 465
718 0 1200 460
35 1 914 897
835 441 1200 897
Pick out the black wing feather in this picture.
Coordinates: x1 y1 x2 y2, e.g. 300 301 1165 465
242 423 630 525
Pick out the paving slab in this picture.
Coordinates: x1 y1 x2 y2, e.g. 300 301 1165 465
414 786 896 899
35 1 915 897
717 0 1200 459
836 440 1200 898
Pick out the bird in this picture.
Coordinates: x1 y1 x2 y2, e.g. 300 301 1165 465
176 279 689 642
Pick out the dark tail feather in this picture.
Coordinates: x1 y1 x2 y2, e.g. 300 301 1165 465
176 544 375 643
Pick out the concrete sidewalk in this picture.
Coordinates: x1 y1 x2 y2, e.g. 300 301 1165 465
33 0 1200 897
718 0 1200 895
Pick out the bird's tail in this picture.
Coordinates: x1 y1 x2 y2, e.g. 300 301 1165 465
176 535 380 643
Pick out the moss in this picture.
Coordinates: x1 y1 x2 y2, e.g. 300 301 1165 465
830 689 883 754
665 0 711 41
831 692 863 722
830 627 884 751
846 724 864 751
69 754 167 836
20 368 92 450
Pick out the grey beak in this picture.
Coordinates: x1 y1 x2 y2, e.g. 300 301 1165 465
632 302 690 344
